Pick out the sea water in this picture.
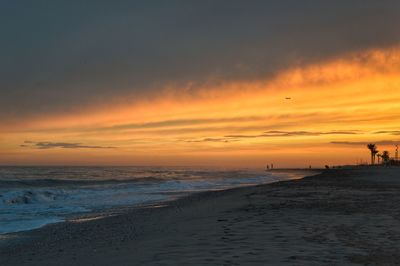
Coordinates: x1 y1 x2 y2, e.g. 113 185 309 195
0 166 309 234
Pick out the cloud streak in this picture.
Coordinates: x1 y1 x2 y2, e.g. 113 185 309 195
374 130 400 135
180 138 239 143
225 130 360 139
22 141 116 149
178 130 361 144
97 116 265 132
331 140 400 146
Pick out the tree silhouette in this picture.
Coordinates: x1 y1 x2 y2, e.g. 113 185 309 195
372 149 379 164
377 153 382 164
382 151 390 164
367 143 377 165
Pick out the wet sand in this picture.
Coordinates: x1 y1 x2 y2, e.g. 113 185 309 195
1 167 400 265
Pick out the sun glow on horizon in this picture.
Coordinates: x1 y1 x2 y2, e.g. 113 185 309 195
1 46 400 167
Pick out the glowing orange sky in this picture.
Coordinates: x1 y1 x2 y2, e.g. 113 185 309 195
1 46 400 167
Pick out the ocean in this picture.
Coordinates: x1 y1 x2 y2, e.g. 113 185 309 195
0 166 310 235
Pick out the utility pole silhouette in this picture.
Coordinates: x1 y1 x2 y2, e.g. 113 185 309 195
396 144 399 162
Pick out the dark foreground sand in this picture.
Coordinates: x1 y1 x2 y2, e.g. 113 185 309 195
1 167 400 266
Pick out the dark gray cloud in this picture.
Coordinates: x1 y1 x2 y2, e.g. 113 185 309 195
225 130 359 138
1 1 400 120
331 140 400 146
22 141 115 149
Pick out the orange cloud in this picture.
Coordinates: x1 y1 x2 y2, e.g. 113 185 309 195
2 46 400 167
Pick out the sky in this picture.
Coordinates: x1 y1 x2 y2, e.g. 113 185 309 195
1 1 400 168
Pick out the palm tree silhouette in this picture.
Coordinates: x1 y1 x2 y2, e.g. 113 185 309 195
373 149 379 164
377 153 382 164
382 151 390 164
367 143 377 165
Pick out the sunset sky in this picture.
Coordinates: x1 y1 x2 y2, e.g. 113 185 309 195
1 1 400 168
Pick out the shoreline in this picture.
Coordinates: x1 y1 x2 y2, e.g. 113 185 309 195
0 168 316 237
2 167 400 265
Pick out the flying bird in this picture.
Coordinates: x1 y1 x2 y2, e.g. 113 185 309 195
285 97 292 100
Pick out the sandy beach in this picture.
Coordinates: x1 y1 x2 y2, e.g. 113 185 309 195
1 167 400 266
